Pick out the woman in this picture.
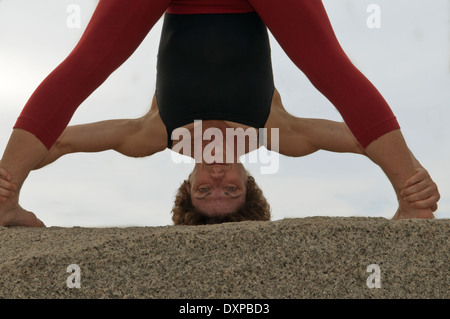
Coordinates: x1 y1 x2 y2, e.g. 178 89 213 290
0 90 437 225
0 0 439 226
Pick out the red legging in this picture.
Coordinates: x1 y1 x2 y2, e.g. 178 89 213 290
14 0 171 150
248 0 400 148
14 0 399 150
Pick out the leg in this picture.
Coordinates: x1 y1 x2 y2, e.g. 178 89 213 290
14 0 171 149
0 130 47 227
0 0 171 226
249 0 433 218
365 131 434 219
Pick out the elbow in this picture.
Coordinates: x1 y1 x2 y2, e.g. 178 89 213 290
53 130 73 155
34 138 66 170
354 138 367 156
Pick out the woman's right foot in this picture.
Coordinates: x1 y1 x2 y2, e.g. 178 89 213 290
392 199 434 220
0 203 45 227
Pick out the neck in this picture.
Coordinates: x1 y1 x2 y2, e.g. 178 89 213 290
171 120 258 163
191 120 239 163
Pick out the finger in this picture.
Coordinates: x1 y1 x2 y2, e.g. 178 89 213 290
0 167 12 181
411 196 439 210
404 169 429 188
405 183 440 203
431 204 438 213
0 178 17 191
0 191 14 203
401 179 428 198
0 187 14 198
404 187 435 203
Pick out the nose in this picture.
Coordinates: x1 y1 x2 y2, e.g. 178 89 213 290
210 167 225 179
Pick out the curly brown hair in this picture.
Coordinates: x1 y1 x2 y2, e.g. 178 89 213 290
171 173 271 225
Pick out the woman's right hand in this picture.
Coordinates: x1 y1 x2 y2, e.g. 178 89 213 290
400 168 440 212
393 168 440 219
0 165 17 203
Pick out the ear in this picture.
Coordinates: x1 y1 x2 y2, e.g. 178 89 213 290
185 181 191 194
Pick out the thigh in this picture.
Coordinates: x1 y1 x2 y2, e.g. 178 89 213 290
16 0 172 150
249 0 347 74
249 0 399 149
72 0 171 64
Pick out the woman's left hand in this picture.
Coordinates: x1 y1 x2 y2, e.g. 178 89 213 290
0 165 17 203
400 168 440 212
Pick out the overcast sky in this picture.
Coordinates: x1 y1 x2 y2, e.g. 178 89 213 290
0 0 449 227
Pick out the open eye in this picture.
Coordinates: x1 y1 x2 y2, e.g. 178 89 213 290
225 186 237 191
198 187 210 193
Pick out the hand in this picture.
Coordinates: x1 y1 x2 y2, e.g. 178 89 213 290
399 168 440 212
0 165 17 203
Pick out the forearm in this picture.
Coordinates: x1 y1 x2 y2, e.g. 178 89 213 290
33 119 138 169
309 120 367 155
307 120 422 167
282 118 367 157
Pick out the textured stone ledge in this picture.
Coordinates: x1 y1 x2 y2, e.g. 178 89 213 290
0 217 448 299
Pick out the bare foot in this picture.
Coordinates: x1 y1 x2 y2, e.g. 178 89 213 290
0 203 45 227
392 199 435 220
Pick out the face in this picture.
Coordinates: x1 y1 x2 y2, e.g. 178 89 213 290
187 163 248 218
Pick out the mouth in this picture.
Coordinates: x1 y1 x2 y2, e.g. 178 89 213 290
206 162 230 166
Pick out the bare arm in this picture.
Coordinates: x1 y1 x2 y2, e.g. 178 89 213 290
277 116 366 157
35 112 166 169
277 115 439 213
266 89 365 157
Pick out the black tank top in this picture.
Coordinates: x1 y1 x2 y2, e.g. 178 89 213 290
156 12 274 149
